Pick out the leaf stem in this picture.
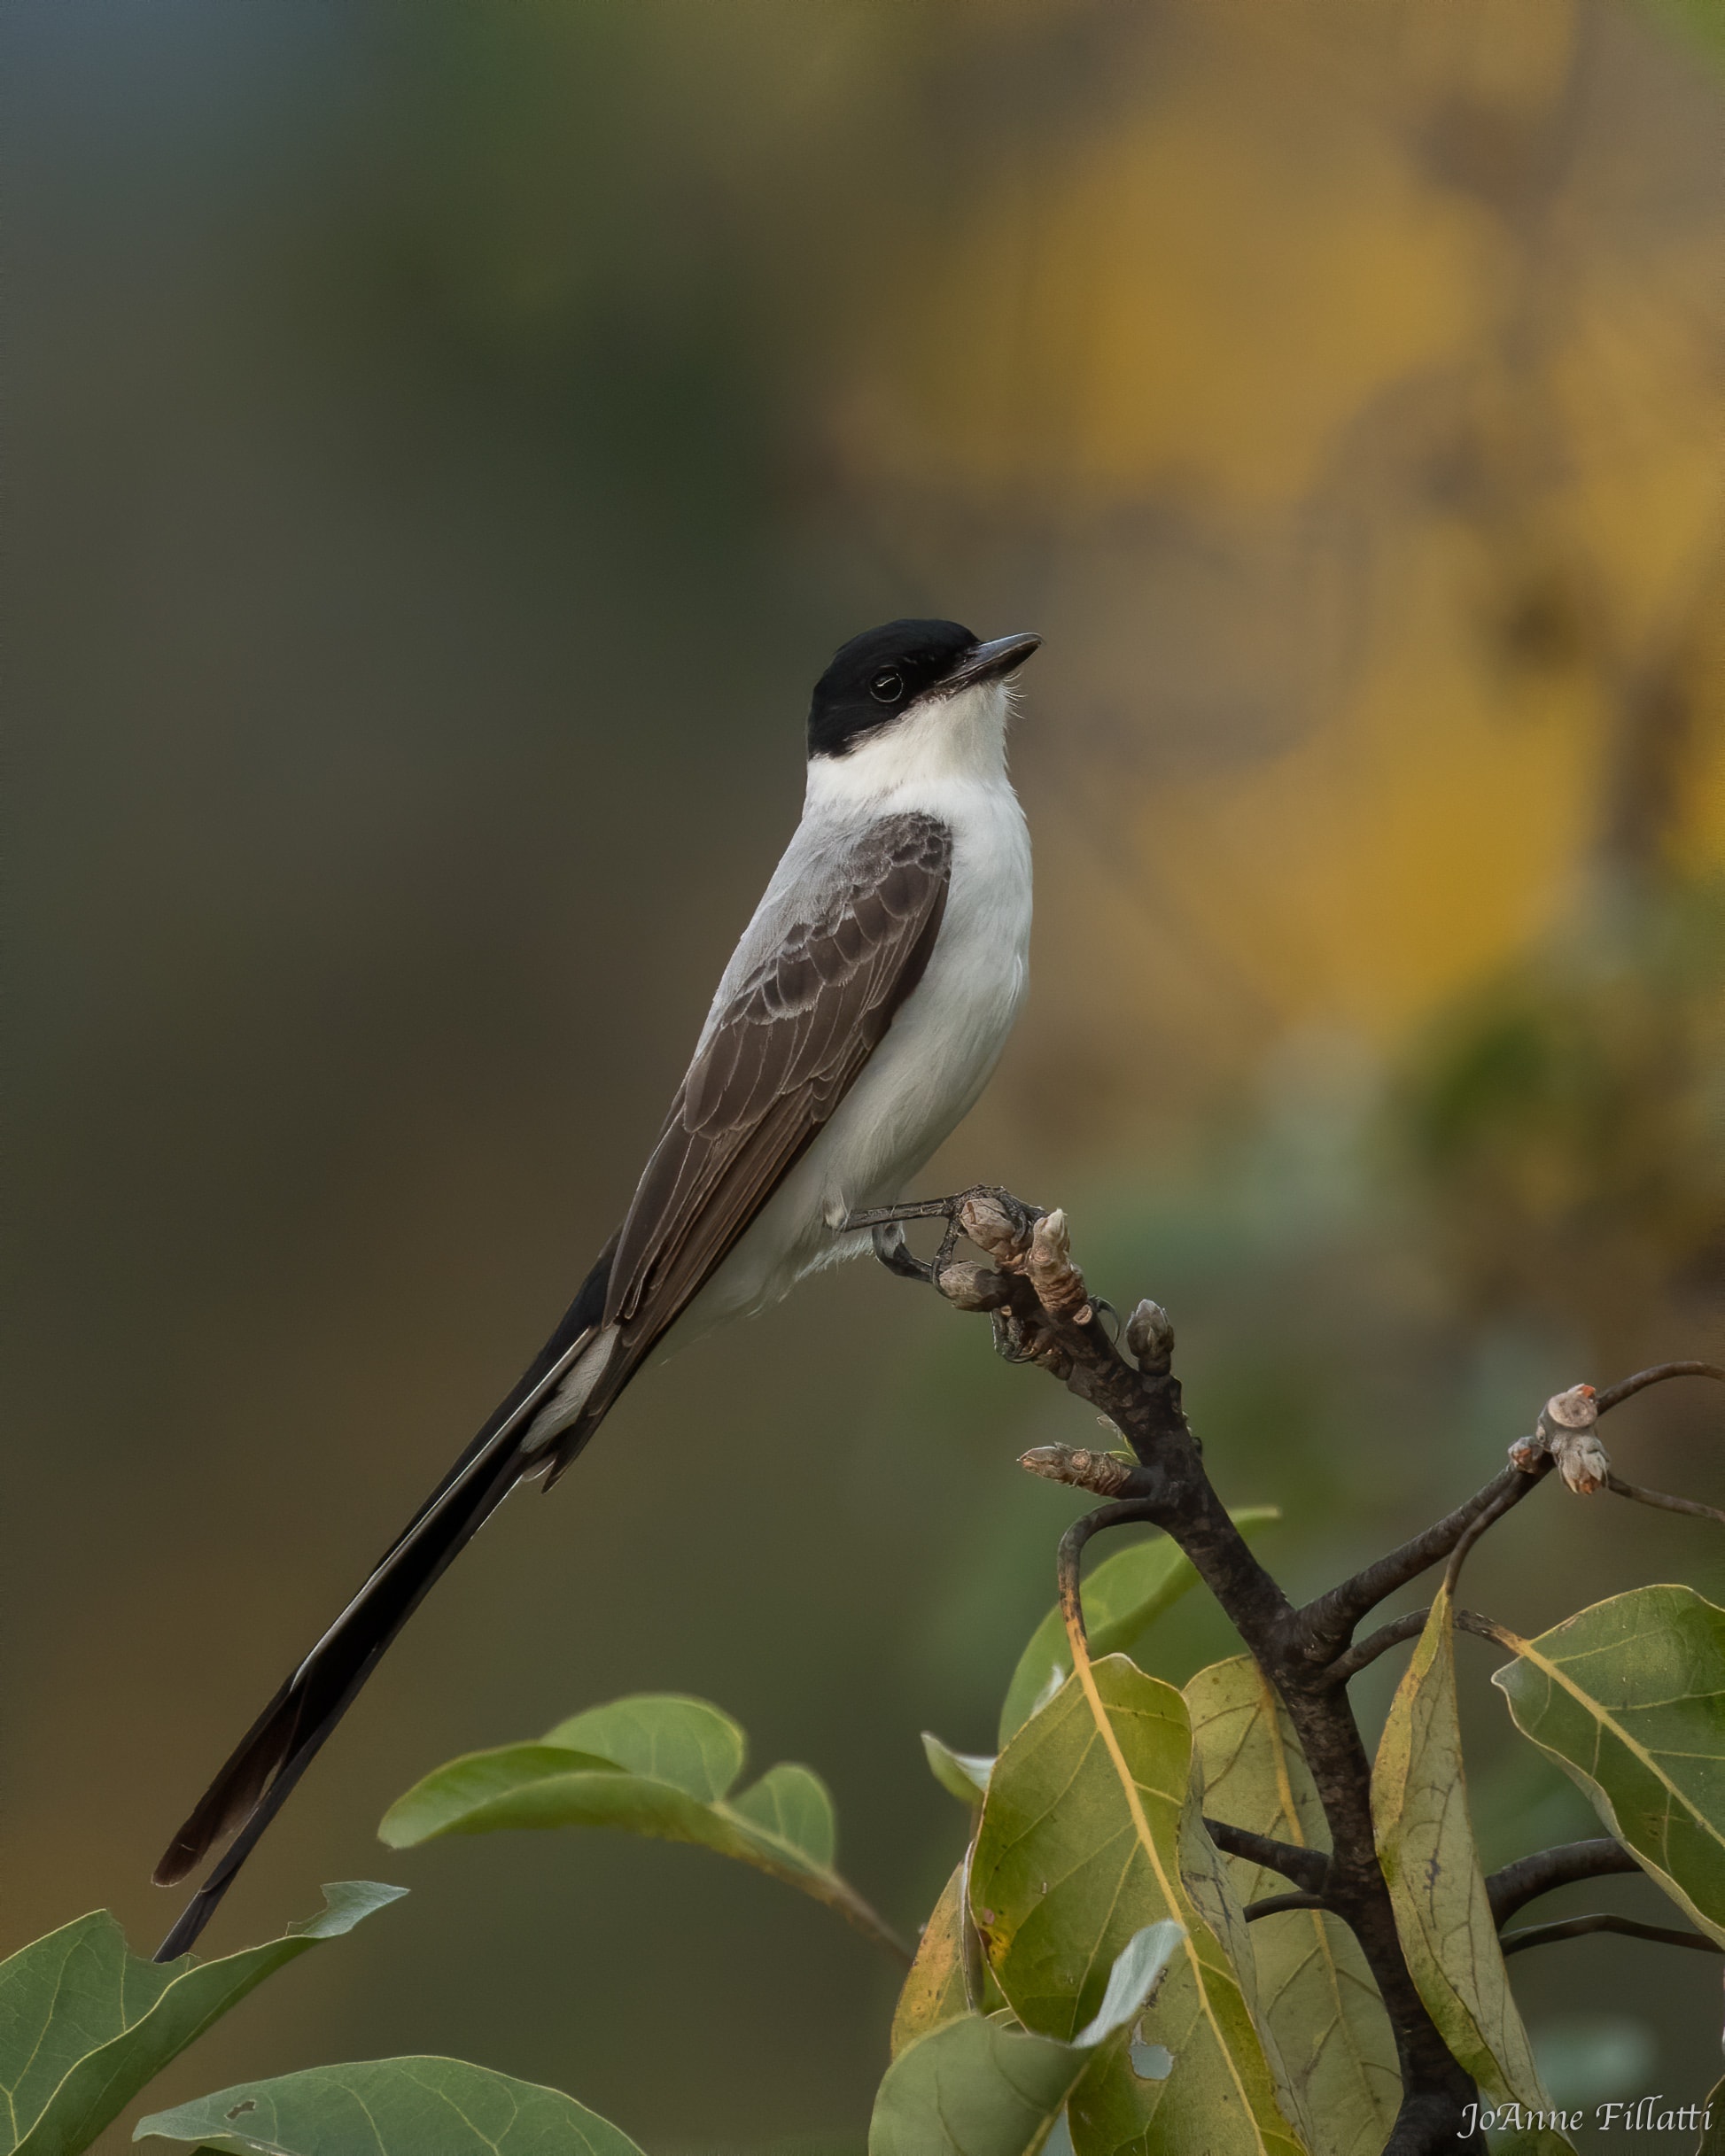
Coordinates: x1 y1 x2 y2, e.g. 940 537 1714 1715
800 1871 914 1966
1499 1912 1721 1956
1055 1501 1160 1661
1442 1481 1535 1597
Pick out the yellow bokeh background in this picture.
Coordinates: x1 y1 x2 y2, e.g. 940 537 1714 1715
836 0 1721 1068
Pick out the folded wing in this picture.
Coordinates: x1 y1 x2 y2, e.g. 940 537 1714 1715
604 809 952 1334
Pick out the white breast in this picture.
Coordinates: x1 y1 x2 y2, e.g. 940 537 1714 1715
680 679 1032 1331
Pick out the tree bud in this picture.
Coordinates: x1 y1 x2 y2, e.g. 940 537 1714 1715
1126 1299 1175 1370
1539 1383 1599 1435
936 1260 1012 1312
1529 1384 1608 1494
1553 1429 1611 1495
1019 1444 1137 1495
959 1191 1032 1267
1026 1207 1090 1320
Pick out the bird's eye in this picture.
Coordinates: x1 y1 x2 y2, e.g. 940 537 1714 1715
869 669 905 704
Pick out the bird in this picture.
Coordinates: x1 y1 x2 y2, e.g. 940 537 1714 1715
152 617 1040 1961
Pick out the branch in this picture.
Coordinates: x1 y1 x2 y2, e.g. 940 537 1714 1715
1298 1360 1725 1660
1244 1890 1328 1922
871 1189 1725 2149
869 1185 1482 2149
1595 1361 1725 1411
1202 1818 1331 1894
1294 1463 1550 1664
1500 1912 1721 1957
1485 1839 1641 1926
1320 1606 1504 1687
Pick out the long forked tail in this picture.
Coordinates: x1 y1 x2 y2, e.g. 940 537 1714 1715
152 1242 626 1963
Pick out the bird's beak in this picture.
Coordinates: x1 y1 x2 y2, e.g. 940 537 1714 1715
944 632 1043 692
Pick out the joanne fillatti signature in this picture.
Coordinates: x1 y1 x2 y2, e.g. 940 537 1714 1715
1461 2098 1713 2136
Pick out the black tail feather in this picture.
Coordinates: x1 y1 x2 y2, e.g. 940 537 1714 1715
152 1243 620 1961
152 1446 523 1960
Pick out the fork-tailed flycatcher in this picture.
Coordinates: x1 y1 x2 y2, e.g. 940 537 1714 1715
153 617 1039 1959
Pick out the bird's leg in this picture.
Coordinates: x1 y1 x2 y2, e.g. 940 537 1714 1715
843 1194 978 1230
843 1183 1042 1237
845 1185 1044 1284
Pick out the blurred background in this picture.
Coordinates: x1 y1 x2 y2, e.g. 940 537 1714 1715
7 1 1724 2148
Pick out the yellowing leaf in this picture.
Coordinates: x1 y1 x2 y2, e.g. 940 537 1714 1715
973 1649 1302 2156
891 1864 972 2061
1187 1656 1400 2156
1371 1591 1571 2153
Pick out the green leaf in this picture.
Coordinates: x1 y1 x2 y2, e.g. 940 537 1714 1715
998 1509 1280 1748
875 2020 1079 2156
378 1745 622 1842
133 2056 643 2154
973 1649 1303 2155
923 1733 994 1805
1371 1591 1572 2153
1490 1585 1725 1945
727 1762 835 1868
870 1923 1184 2156
542 1695 743 1801
0 1882 403 2156
380 1693 898 1958
1187 1656 1400 2156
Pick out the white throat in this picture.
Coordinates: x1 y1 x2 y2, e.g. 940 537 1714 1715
803 679 1014 812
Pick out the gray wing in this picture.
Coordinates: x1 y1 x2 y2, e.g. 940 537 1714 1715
605 810 952 1336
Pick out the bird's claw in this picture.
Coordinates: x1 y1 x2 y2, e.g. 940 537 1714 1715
870 1221 936 1283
